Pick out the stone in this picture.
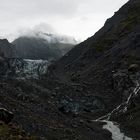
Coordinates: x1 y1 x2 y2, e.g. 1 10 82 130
128 64 139 73
0 108 14 124
58 99 80 115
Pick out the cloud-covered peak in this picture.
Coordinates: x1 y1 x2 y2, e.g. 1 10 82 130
12 23 78 45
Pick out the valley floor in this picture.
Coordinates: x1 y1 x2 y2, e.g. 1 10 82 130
0 78 139 140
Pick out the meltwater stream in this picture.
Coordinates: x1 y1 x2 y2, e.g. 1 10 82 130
94 82 140 140
97 81 140 120
103 120 132 140
92 119 132 140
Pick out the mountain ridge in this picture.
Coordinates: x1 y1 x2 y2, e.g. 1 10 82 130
12 32 77 60
45 0 140 138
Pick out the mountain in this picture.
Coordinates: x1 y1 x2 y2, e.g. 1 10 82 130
0 0 140 139
48 0 140 108
0 39 17 58
12 32 77 60
0 39 49 80
46 0 140 138
51 0 140 77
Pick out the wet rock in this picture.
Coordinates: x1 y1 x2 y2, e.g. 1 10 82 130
113 71 133 92
109 68 140 119
128 64 139 73
0 108 14 124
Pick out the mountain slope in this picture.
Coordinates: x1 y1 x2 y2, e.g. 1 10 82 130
49 0 140 106
46 0 140 138
0 39 17 58
12 32 76 60
52 0 140 72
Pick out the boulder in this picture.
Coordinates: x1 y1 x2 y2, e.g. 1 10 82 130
128 64 139 73
0 108 14 124
58 99 80 115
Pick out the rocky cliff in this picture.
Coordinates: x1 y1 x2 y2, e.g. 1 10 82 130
0 39 17 58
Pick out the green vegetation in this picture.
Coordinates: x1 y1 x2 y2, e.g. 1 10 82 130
0 122 37 140
93 1 140 53
94 37 117 52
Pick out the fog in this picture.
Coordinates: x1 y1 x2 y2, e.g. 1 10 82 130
0 0 129 41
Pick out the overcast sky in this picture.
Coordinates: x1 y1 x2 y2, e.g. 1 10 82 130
0 0 129 42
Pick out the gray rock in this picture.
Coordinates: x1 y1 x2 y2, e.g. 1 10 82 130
128 64 139 73
0 108 14 124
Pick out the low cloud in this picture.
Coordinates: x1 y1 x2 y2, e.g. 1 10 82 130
7 23 79 45
7 23 56 41
0 0 129 41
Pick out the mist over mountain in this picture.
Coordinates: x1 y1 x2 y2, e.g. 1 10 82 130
12 27 77 60
0 25 78 80
0 0 140 140
0 39 17 58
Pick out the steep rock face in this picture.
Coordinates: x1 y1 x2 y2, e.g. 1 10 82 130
45 0 140 138
48 0 140 109
51 0 140 72
0 39 17 58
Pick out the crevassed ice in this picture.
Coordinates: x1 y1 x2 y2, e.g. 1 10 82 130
16 59 49 79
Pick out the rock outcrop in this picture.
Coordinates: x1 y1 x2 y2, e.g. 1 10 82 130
0 108 14 124
0 39 17 58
